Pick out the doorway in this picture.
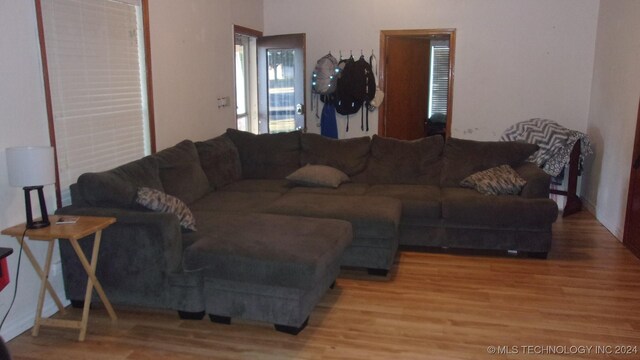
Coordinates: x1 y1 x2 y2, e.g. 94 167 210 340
379 29 455 140
623 98 640 259
257 34 306 134
233 27 306 134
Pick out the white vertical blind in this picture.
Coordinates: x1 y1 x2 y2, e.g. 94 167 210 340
41 0 150 205
428 42 450 118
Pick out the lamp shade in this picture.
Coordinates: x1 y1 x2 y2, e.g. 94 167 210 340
6 146 56 187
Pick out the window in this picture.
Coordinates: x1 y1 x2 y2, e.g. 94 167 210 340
428 40 450 118
37 0 154 206
234 29 259 134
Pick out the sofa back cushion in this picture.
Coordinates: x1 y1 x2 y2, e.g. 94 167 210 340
153 140 210 204
226 128 301 179
440 138 539 187
300 133 370 176
195 134 242 189
361 135 444 185
77 155 163 209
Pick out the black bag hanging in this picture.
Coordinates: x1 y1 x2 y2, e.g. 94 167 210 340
333 56 362 132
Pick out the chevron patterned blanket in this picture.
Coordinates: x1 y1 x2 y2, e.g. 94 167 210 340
501 118 593 177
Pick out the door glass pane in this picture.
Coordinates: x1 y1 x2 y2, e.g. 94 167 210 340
267 49 296 133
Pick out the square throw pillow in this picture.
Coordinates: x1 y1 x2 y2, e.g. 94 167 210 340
135 187 197 231
460 165 527 196
286 164 350 188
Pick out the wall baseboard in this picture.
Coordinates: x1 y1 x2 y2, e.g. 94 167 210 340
0 298 68 342
581 196 623 241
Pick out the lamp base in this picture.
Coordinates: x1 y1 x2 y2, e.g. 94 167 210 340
27 219 51 229
24 186 50 230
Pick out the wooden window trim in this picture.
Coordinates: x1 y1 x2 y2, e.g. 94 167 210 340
234 25 263 38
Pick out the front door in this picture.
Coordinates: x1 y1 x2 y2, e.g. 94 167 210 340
257 34 306 134
623 98 640 259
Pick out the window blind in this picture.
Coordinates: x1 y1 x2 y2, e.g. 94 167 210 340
429 44 450 117
41 0 150 205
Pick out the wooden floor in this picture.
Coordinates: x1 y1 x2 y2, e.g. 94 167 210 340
7 211 640 359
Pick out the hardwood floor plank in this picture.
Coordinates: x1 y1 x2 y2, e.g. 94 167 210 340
7 211 640 359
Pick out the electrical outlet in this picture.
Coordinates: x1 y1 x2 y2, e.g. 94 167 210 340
50 262 62 277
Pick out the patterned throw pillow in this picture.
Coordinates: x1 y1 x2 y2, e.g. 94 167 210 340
135 187 197 231
286 164 350 188
460 165 527 196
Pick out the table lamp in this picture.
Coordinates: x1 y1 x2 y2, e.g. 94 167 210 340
5 146 56 229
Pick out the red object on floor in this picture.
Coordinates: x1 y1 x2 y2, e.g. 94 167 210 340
0 257 10 292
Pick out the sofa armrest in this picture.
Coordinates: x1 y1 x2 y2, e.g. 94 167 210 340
515 162 551 198
55 205 184 273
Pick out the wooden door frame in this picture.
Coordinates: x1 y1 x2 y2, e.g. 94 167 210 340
378 29 456 138
623 98 640 259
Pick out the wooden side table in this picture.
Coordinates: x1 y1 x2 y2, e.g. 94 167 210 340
1 215 117 341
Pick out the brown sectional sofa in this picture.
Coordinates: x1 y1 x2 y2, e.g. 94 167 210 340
56 129 558 334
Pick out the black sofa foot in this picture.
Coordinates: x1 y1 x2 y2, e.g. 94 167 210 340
274 317 308 335
209 314 231 324
329 280 336 289
528 251 548 259
70 300 85 309
177 310 205 320
367 268 389 277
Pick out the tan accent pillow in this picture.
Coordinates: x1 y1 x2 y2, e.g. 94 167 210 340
136 187 197 231
286 165 350 188
460 165 527 196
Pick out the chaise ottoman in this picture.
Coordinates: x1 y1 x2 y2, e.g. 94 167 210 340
263 193 402 276
182 212 352 334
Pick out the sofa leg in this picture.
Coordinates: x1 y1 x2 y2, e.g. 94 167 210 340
367 268 389 277
329 280 336 289
528 251 548 259
209 314 231 324
177 310 205 320
70 299 85 309
274 317 308 335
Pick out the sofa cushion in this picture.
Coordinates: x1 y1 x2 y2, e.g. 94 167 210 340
264 193 401 239
226 128 301 179
441 138 539 187
362 135 444 185
77 156 163 209
289 182 369 196
219 179 292 193
183 213 352 289
441 187 558 228
460 165 527 196
135 187 196 231
190 191 283 213
195 134 242 188
366 184 441 219
286 164 349 188
153 140 210 204
300 133 370 176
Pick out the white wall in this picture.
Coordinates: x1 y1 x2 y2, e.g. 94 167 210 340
582 0 640 239
149 0 264 150
0 0 67 341
263 0 599 140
